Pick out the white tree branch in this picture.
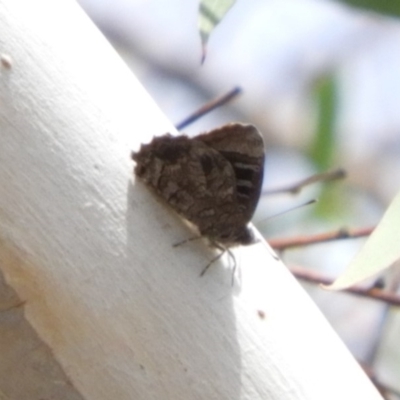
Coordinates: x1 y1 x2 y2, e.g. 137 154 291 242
0 1 383 399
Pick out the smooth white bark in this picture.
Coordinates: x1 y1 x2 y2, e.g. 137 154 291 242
0 1 383 399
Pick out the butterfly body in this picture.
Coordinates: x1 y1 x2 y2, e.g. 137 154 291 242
132 123 265 248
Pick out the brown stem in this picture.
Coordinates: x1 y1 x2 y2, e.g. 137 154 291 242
263 168 346 195
175 87 242 130
269 226 374 250
289 265 400 306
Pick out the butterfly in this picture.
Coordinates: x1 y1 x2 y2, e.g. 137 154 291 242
132 123 265 275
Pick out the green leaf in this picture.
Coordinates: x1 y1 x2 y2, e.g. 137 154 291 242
337 0 400 18
308 75 342 218
326 191 400 290
309 75 337 171
198 0 236 62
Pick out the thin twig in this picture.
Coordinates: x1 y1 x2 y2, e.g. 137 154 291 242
269 226 374 251
289 265 400 306
175 87 242 130
364 269 400 367
263 168 346 195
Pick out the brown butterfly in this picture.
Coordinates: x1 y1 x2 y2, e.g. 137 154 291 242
132 123 265 274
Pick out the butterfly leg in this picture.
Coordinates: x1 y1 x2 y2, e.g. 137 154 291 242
226 248 237 285
173 236 202 247
200 249 226 277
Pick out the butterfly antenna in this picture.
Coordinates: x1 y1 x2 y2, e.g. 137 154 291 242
257 199 317 224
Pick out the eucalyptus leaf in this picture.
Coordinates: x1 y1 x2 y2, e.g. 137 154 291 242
198 0 236 62
336 0 400 18
309 75 337 170
326 191 400 290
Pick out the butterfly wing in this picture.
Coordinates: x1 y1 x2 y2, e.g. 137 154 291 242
132 124 265 246
196 123 265 224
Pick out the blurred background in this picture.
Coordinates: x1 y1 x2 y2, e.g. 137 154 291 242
77 0 400 397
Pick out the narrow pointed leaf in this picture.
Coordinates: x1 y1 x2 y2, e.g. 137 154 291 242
326 191 400 290
337 0 400 18
198 0 236 62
